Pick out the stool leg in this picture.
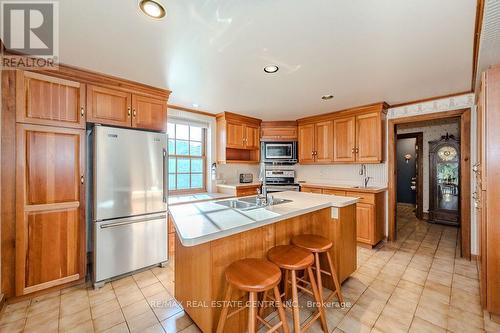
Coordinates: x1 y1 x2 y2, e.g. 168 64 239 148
248 292 257 333
290 270 301 333
258 289 268 318
307 267 328 333
216 284 232 333
273 286 290 333
284 269 290 301
326 251 344 304
314 252 324 305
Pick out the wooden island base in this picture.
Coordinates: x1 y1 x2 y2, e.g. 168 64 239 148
174 205 356 333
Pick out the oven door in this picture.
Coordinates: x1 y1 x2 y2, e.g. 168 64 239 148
266 185 300 193
264 143 293 159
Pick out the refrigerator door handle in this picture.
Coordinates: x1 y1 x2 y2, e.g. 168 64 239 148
100 214 167 229
162 148 167 203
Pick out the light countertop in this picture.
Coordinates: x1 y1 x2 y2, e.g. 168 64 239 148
169 191 358 247
168 193 234 206
216 182 261 189
299 182 387 193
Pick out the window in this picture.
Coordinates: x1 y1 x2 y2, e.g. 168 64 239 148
167 122 206 194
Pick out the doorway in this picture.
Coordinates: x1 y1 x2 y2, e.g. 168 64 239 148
396 133 423 222
388 109 471 259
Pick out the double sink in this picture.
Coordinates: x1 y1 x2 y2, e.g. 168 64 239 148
217 196 292 211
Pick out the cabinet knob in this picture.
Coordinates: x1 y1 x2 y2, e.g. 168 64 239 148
351 147 356 153
81 175 85 184
127 107 131 116
80 107 85 117
133 109 137 117
355 148 359 153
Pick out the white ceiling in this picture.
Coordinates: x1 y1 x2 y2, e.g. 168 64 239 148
59 0 477 120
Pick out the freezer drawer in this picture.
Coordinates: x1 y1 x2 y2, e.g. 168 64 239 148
94 213 168 283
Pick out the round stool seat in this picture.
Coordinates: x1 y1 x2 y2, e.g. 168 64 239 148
225 258 281 292
267 245 314 270
291 234 333 253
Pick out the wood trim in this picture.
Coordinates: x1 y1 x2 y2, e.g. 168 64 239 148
396 132 424 220
167 104 216 118
1 70 17 298
390 91 472 108
297 102 389 124
471 0 485 91
388 108 471 260
215 111 262 125
22 274 80 295
260 121 297 127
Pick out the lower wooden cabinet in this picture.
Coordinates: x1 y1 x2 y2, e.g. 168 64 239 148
15 124 86 296
300 185 385 246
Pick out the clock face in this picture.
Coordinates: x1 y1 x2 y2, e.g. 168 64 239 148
437 146 458 162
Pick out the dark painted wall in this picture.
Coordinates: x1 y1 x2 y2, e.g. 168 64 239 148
397 138 417 204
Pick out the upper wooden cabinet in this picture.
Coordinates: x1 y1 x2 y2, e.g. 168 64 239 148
132 94 168 132
87 86 168 131
261 121 298 141
16 71 86 129
299 102 388 164
298 120 334 164
16 124 86 296
87 85 131 127
217 112 262 163
333 116 355 162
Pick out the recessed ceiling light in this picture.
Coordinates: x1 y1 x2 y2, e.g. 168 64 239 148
264 65 279 73
139 0 166 19
321 94 334 100
192 103 199 108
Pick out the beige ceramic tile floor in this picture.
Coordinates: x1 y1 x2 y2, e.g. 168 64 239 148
1 205 499 333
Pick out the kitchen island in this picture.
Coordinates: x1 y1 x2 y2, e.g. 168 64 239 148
168 191 359 333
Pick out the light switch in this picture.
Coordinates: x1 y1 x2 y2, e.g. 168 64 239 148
331 207 339 219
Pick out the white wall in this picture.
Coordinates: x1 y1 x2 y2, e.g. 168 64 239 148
396 118 460 212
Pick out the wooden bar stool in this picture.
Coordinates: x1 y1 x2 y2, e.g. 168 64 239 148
216 258 289 333
267 245 328 333
291 234 344 305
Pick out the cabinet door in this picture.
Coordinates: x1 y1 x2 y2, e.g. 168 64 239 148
315 120 334 163
16 124 85 295
226 122 245 148
261 126 297 140
132 94 167 131
356 203 374 244
298 124 315 163
301 187 322 194
356 112 382 162
16 71 86 129
323 189 346 196
333 117 356 162
244 125 260 149
87 85 132 127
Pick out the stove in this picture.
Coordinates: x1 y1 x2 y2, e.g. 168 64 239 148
264 170 300 193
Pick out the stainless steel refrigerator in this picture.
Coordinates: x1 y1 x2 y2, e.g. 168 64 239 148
91 125 168 286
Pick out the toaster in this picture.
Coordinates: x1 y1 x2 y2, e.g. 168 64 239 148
239 173 253 183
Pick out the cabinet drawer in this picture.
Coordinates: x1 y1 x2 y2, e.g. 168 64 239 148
322 189 346 196
346 191 375 204
236 186 260 197
301 187 323 194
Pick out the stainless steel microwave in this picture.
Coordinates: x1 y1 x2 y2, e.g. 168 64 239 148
261 141 298 164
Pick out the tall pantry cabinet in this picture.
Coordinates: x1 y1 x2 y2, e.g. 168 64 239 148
477 64 500 322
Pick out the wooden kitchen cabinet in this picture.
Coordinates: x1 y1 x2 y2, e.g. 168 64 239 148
298 102 387 164
477 64 500 320
132 94 168 132
217 112 262 163
300 185 385 246
16 71 86 129
333 116 356 162
87 85 168 131
15 124 86 296
356 112 384 162
261 121 298 141
298 120 333 164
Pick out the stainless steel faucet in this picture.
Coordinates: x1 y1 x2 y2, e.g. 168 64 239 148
359 164 372 188
258 162 268 204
